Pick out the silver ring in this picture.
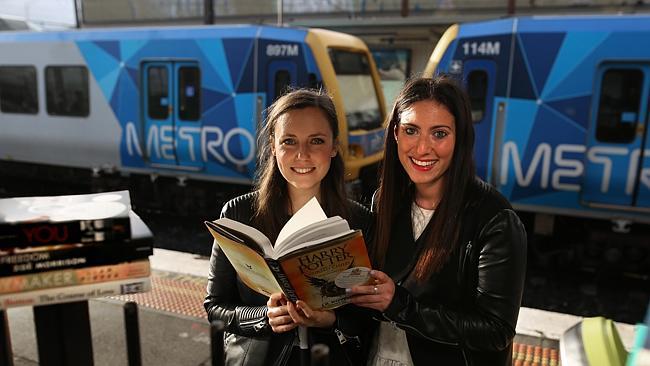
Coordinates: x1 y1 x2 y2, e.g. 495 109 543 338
373 286 378 295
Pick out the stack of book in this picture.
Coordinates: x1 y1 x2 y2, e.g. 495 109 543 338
0 190 154 308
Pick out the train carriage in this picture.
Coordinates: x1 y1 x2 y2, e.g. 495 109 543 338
425 15 650 270
0 25 386 209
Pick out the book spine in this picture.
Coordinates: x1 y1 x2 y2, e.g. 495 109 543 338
0 260 151 294
0 217 131 248
265 259 298 302
0 276 151 309
0 240 153 276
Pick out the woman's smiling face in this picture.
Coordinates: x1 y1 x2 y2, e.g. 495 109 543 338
272 107 337 198
394 99 456 191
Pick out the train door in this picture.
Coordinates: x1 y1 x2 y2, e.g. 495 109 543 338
142 61 203 170
462 60 497 181
267 60 297 102
582 64 650 210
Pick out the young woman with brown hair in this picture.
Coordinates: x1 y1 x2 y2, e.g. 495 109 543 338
349 76 527 366
205 89 372 366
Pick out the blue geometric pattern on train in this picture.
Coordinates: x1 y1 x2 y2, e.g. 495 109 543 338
75 26 314 182
439 17 650 215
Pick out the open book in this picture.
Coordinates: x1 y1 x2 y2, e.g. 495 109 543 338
204 197 372 310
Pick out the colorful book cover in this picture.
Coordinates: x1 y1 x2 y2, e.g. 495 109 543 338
205 221 372 310
278 231 371 310
0 259 150 294
206 223 283 297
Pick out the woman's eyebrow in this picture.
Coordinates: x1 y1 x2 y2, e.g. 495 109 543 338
429 124 453 130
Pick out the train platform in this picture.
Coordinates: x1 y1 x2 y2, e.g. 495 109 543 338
7 248 638 366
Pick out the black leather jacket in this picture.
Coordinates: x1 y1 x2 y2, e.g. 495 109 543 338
204 192 373 366
379 180 527 366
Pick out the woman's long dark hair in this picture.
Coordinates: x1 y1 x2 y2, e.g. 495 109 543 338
374 75 476 282
254 89 348 242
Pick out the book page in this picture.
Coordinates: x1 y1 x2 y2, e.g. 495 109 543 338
275 197 326 247
274 217 352 258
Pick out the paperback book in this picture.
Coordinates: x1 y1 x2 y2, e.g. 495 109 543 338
0 211 154 276
0 276 151 309
205 197 372 310
0 190 132 247
0 259 150 294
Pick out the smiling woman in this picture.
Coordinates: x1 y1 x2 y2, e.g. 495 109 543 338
272 107 338 207
204 89 375 366
394 100 456 200
348 76 528 366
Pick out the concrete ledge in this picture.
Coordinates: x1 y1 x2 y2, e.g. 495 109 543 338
150 248 210 278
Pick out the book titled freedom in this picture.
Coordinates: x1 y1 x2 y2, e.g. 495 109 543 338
0 211 153 276
205 197 373 310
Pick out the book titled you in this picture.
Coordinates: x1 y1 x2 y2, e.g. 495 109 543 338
205 197 373 310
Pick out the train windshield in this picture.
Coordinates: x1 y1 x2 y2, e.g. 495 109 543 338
329 49 382 131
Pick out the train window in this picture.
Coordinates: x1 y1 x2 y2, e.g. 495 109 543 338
178 66 200 121
148 66 169 120
596 69 643 143
467 70 488 123
0 66 38 114
45 66 89 117
274 70 291 101
328 49 381 131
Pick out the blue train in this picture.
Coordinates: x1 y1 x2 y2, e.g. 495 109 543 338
424 15 650 271
0 25 386 210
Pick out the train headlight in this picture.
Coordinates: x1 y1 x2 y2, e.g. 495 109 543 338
348 144 364 158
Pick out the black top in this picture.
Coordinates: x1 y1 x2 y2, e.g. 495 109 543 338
380 179 528 366
205 192 373 366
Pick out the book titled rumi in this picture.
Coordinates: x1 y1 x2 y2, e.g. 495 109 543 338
205 197 373 310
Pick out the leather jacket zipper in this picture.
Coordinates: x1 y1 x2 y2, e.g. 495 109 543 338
459 241 474 366
459 241 472 281
334 328 360 346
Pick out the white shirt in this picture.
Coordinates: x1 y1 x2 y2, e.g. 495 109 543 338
411 201 435 240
